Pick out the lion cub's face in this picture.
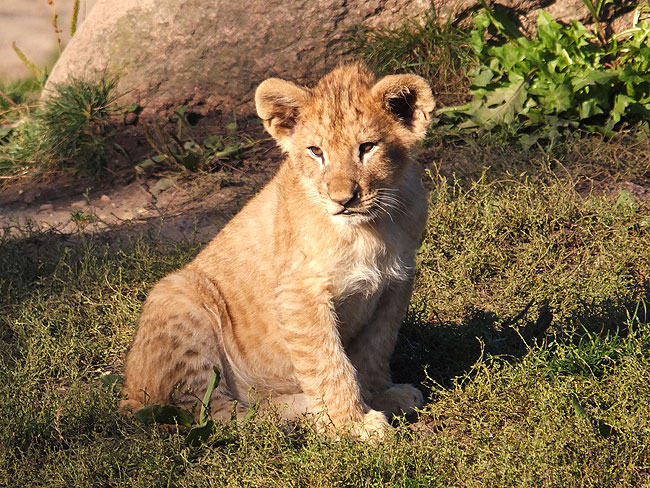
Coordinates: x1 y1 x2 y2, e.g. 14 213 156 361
255 64 435 224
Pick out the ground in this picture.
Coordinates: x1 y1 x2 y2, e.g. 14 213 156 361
0 130 281 240
2 129 650 487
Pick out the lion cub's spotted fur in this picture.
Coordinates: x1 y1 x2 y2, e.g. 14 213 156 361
121 63 435 438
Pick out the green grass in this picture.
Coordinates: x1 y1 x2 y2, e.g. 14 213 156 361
347 7 474 106
1 135 649 486
0 78 40 117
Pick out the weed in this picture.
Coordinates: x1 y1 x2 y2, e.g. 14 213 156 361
347 7 474 106
0 76 122 175
438 5 650 142
141 108 261 173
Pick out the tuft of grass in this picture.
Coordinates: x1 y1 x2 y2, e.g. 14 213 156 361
0 77 122 176
347 7 474 106
37 77 122 173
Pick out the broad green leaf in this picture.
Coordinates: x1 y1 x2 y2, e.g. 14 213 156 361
185 420 215 446
610 94 631 124
199 367 221 425
134 404 195 427
572 70 619 91
472 66 494 87
579 99 604 119
479 78 528 127
536 11 563 49
543 84 572 113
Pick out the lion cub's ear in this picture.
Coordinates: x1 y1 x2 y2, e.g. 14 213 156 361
255 79 310 147
372 74 435 140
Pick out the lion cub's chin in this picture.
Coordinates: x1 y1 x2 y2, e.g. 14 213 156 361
330 211 375 226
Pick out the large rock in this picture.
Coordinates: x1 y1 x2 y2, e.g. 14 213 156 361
46 0 635 117
45 0 429 117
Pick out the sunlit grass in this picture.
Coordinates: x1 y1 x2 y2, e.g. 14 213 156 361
1 136 649 485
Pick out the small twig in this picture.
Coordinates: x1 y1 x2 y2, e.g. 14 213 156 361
0 104 40 118
0 89 18 107
47 0 63 55
0 170 30 180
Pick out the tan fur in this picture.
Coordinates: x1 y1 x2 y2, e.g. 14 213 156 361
121 63 435 438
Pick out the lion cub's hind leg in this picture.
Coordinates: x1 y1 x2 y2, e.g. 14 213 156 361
120 269 230 418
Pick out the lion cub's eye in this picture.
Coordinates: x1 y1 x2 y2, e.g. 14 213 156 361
359 142 377 158
308 146 323 159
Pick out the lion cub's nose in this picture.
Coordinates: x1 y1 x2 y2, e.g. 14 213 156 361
327 179 360 207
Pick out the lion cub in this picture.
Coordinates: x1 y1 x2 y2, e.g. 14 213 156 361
121 63 434 438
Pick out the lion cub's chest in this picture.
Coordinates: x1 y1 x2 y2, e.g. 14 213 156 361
329 228 411 342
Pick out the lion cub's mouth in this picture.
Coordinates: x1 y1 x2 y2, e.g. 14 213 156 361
337 208 363 216
324 192 377 220
332 201 376 219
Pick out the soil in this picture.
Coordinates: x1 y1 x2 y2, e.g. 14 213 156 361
0 134 283 242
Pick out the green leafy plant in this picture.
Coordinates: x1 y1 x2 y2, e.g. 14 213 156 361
133 367 220 444
141 108 259 173
133 367 260 446
438 6 650 143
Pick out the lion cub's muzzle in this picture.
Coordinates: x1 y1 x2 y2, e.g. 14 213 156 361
326 178 370 216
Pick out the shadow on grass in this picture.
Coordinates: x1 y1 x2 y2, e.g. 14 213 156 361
2 178 648 427
394 295 650 393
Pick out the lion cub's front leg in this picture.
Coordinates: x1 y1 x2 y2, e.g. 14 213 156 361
348 279 424 417
275 271 389 438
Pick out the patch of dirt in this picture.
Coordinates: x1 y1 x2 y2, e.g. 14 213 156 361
0 139 283 242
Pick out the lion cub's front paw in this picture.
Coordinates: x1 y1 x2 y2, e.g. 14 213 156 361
353 409 391 441
369 384 424 416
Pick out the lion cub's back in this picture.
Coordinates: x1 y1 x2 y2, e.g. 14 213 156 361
189 172 284 331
